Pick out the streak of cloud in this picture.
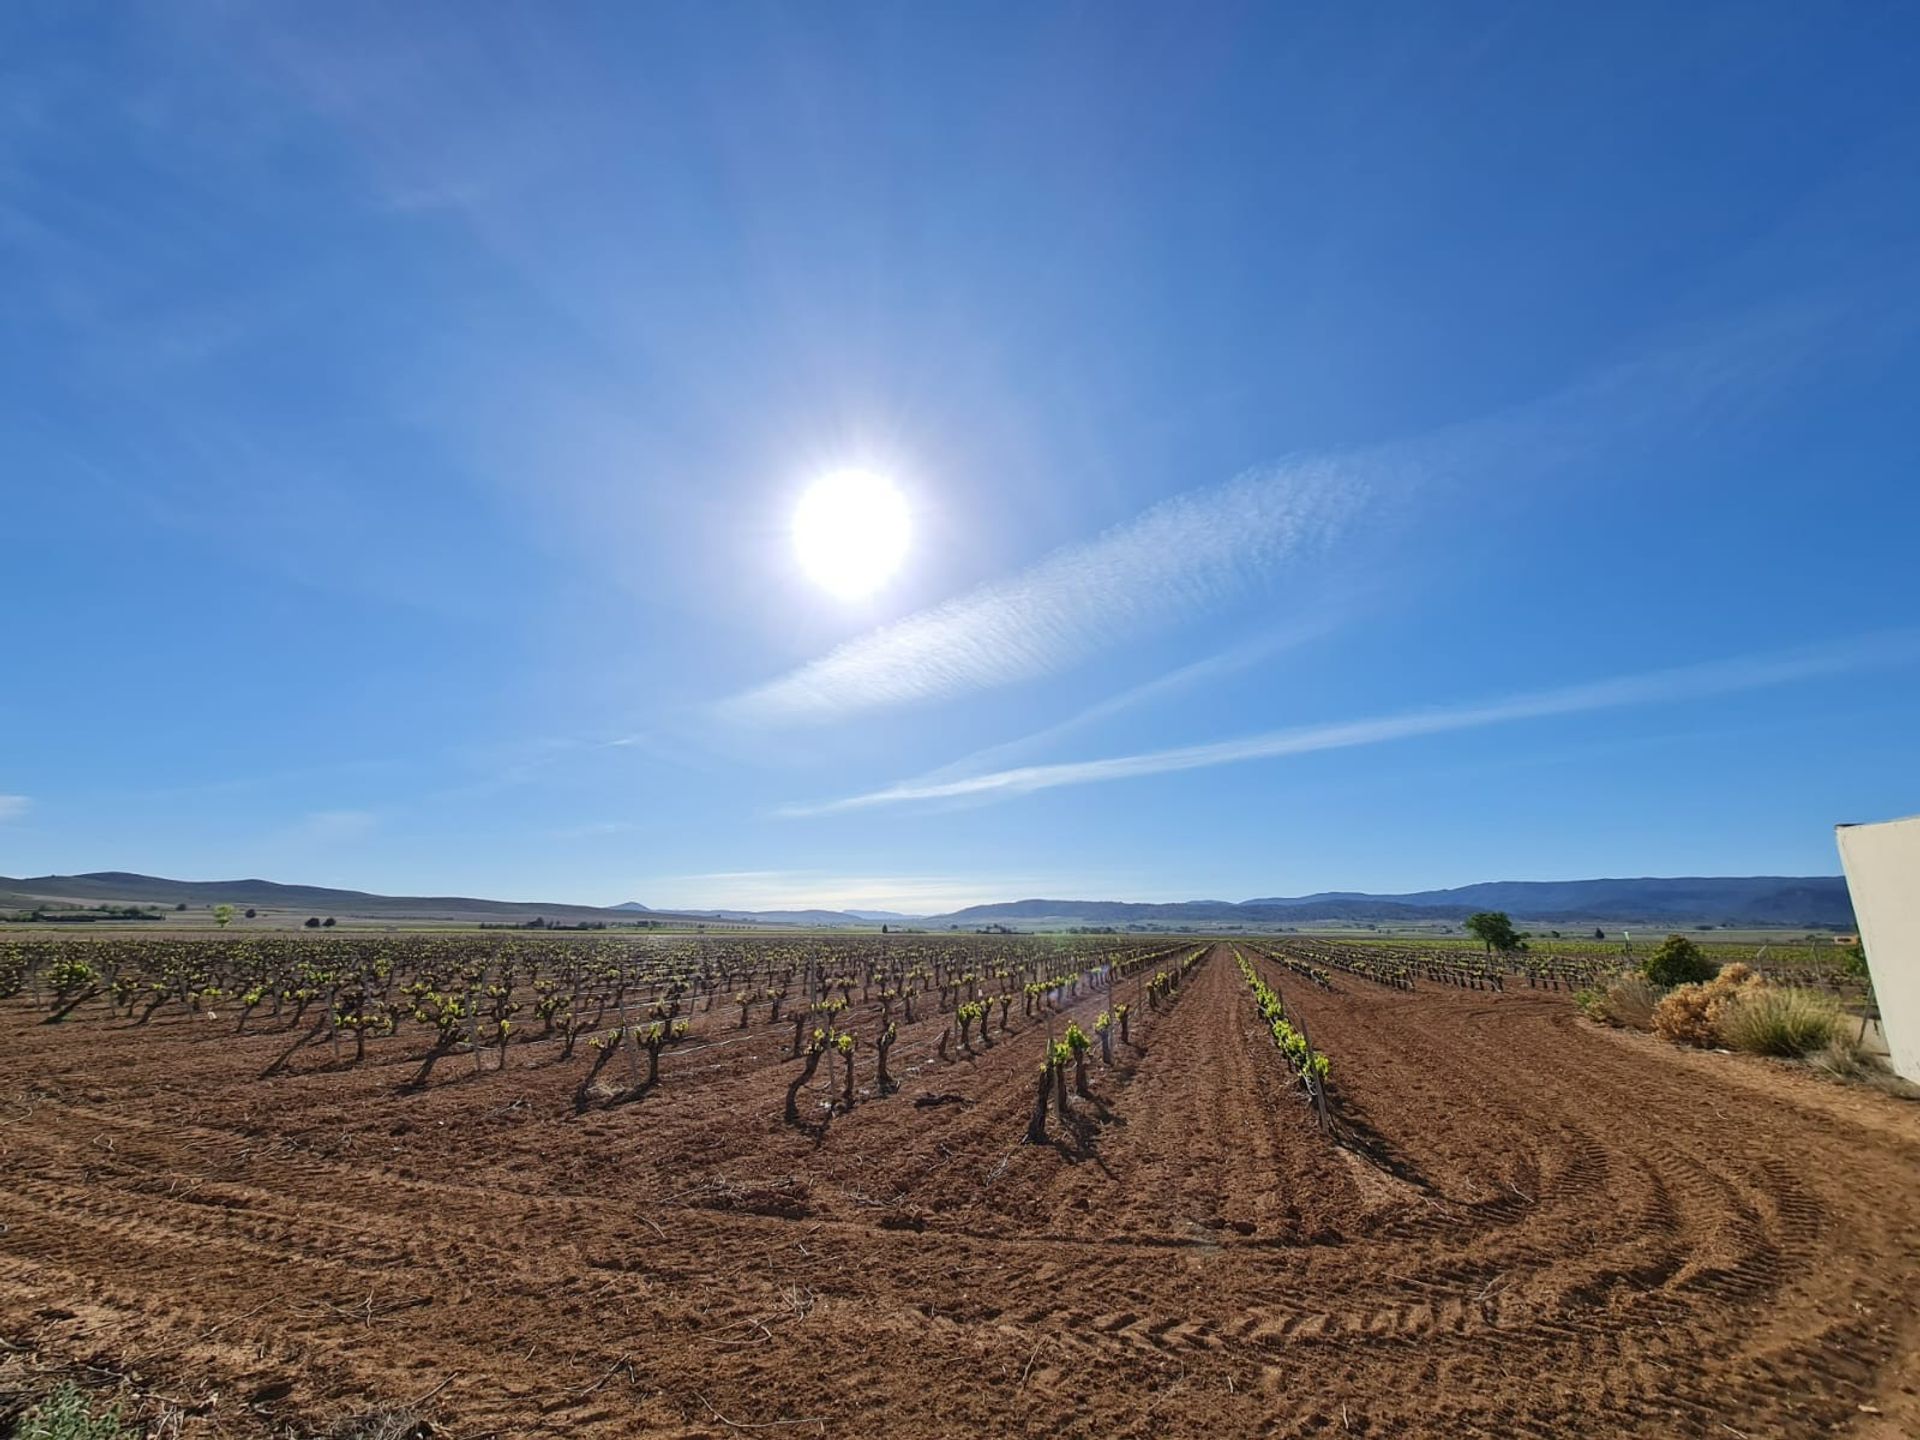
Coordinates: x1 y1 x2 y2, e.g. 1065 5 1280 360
721 298 1864 734
723 457 1375 725
0 795 32 823
780 632 1920 815
911 613 1353 786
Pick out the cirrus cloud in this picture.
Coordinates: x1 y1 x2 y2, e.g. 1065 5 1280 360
781 631 1920 815
721 456 1376 726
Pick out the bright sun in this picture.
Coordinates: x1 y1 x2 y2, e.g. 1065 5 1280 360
792 469 911 599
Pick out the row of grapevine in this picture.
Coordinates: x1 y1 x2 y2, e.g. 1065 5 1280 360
1260 939 1415 990
0 932 1196 1107
1025 945 1207 1144
1235 949 1331 1130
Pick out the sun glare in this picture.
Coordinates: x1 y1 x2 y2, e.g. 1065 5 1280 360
792 469 911 599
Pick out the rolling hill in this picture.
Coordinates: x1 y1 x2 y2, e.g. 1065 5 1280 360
927 876 1854 929
0 873 718 926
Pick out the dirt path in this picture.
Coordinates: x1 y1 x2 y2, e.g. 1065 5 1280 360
2 943 1916 1438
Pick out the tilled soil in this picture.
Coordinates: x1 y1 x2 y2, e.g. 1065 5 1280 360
2 943 1917 1438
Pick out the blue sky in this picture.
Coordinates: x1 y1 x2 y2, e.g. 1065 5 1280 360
4 2 1918 912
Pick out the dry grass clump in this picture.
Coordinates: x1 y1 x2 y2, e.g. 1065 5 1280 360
1603 974 1660 1028
1717 986 1843 1058
1651 964 1763 1047
323 1413 433 1440
1807 1031 1882 1081
1805 1032 1920 1095
1576 973 1662 1029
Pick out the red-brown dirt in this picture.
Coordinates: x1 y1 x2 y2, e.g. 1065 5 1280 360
3 943 1917 1437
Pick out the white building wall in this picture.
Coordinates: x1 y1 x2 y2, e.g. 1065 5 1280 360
1836 814 1920 1083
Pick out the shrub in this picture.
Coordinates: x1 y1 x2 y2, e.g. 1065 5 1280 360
1717 987 1843 1058
1652 984 1717 1046
19 1384 132 1440
1841 940 1870 981
1574 987 1610 1021
1642 934 1716 988
1840 941 1877 1005
1651 965 1763 1047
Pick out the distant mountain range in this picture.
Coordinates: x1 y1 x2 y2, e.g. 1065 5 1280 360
1244 877 1853 923
932 876 1855 928
0 871 1856 930
0 873 716 926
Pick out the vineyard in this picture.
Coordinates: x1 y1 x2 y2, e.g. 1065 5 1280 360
1 930 1917 1438
1323 933 1874 994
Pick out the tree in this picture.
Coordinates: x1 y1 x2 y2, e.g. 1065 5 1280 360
175 902 187 912
1642 934 1716 988
244 908 257 920
322 916 337 928
1594 927 1606 940
213 904 235 929
304 917 321 929
1842 939 1875 1003
1465 911 1522 954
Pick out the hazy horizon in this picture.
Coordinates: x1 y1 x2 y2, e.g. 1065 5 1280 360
0 861 1866 923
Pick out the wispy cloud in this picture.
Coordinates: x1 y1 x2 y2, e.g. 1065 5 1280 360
722 457 1376 725
911 616 1349 786
782 631 1920 815
0 795 31 824
718 288 1891 737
